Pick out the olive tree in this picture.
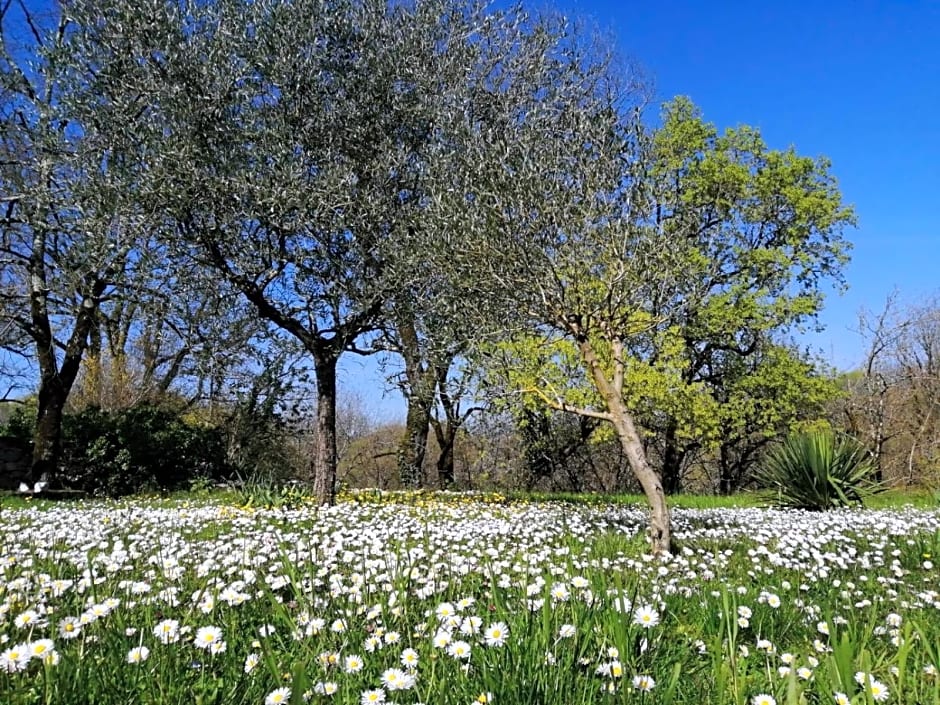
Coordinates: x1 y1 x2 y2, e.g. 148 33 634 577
0 0 159 481
418 27 685 549
64 0 622 503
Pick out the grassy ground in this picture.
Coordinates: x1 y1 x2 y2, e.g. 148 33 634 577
506 486 938 510
0 490 939 704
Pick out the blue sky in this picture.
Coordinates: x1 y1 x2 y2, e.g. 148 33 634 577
550 0 940 363
348 0 940 418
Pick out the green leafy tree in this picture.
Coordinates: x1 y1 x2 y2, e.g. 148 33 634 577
62 0 626 504
707 343 840 494
629 98 854 493
430 54 684 548
448 95 853 552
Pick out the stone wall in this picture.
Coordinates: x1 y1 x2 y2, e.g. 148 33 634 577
0 437 30 490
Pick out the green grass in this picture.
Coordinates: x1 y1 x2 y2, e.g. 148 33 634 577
509 486 939 510
2 490 940 704
505 489 767 508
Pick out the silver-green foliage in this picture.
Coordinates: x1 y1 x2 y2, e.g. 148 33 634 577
757 431 880 510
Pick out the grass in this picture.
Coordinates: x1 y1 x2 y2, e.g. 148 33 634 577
507 486 938 510
1 490 940 704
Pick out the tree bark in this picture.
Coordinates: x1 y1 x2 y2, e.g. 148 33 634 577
393 312 437 489
609 403 672 553
430 413 457 489
661 419 684 495
398 393 431 488
436 429 455 489
311 351 339 505
573 332 672 554
30 335 95 482
718 442 734 495
31 376 67 482
28 257 106 482
430 361 468 490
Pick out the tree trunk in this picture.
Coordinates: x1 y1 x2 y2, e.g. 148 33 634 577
392 312 437 489
28 274 104 483
31 375 68 482
573 333 672 554
430 414 457 489
30 347 88 482
610 404 672 553
661 419 684 495
398 394 431 488
718 442 734 495
437 433 455 489
311 351 339 505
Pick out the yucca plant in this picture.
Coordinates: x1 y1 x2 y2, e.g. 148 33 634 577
757 431 881 510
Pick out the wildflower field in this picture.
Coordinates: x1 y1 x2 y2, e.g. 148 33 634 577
2 493 940 705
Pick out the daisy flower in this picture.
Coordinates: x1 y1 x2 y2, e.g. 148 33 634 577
344 654 364 673
127 646 150 664
14 610 40 629
483 622 508 647
751 695 776 705
400 648 419 669
314 681 339 695
265 687 291 705
633 605 660 629
194 626 222 650
154 619 181 645
457 597 476 611
867 679 890 702
447 640 472 659
0 644 30 673
460 616 482 635
435 603 456 621
57 617 81 640
381 668 414 691
632 674 656 691
360 688 386 705
433 630 452 649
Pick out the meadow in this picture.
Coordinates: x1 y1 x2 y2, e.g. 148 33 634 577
1 491 939 705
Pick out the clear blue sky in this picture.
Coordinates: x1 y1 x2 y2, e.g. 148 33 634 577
348 0 940 419
550 0 940 364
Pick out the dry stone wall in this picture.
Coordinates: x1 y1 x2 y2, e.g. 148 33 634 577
0 437 30 490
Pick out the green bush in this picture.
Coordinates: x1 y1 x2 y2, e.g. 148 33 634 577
54 404 230 496
756 430 880 510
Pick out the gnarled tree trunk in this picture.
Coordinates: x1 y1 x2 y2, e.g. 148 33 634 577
397 393 432 488
572 329 672 554
311 350 339 505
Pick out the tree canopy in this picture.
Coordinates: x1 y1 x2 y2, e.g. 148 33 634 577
0 0 857 553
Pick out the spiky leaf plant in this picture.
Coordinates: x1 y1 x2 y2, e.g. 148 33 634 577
757 431 880 510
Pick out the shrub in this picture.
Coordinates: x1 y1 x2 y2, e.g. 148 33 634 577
756 430 880 510
59 404 230 496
